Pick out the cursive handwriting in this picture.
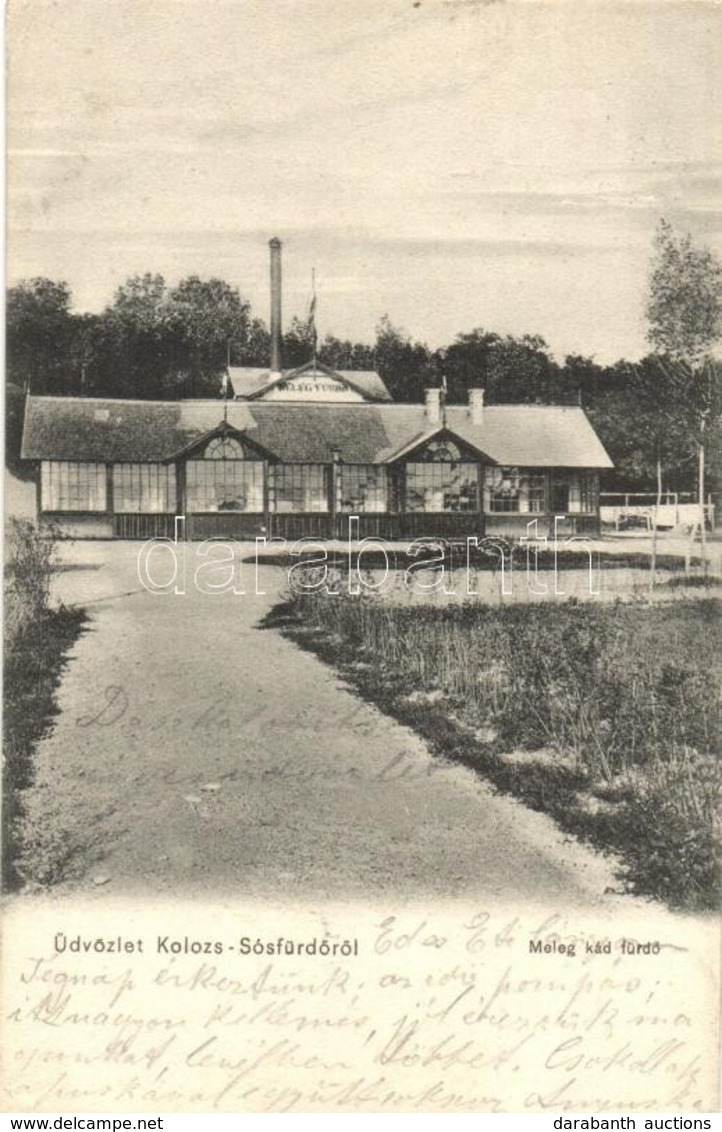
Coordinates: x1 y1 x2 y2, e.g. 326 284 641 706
2 907 715 1114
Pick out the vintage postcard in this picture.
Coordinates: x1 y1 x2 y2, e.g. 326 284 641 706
3 0 720 1116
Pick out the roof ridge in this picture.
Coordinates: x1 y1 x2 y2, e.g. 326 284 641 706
27 395 182 406
447 403 583 409
27 394 584 410
22 395 612 468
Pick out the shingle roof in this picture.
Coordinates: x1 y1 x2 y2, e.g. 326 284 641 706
446 405 613 467
21 397 254 462
21 396 613 468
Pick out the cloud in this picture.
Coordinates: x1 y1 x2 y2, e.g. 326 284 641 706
354 235 598 259
7 0 721 364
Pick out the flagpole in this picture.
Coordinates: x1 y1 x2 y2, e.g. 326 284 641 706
310 267 318 368
223 342 231 422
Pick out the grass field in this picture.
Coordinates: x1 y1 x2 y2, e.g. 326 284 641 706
270 574 721 911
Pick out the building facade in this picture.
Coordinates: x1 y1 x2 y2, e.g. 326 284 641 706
20 237 613 541
21 367 612 542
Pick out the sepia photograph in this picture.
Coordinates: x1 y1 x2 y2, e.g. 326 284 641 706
2 0 720 1116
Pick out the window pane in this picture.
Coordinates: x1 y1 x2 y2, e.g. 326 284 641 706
554 472 596 514
485 467 547 514
187 461 264 512
41 462 107 512
205 436 244 459
269 465 328 513
580 474 596 514
423 440 461 462
112 465 176 513
405 463 478 512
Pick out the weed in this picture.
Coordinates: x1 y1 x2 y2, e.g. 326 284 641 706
270 577 721 910
3 519 86 890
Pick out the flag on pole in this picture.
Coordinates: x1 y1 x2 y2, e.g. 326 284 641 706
221 367 235 400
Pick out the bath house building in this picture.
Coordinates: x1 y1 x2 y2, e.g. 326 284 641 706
21 380 612 542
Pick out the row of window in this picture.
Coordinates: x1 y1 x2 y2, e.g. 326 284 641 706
41 462 108 514
40 462 598 515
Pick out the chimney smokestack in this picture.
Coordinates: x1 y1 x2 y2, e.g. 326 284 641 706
425 388 442 424
469 387 485 425
269 237 283 376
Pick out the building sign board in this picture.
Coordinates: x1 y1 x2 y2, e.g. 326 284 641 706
262 372 365 401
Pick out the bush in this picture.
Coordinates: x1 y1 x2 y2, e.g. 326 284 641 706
3 519 85 890
4 518 56 645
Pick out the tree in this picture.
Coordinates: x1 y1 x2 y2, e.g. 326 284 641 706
167 276 254 393
282 316 316 368
374 316 434 402
647 220 722 363
318 334 375 371
441 329 561 404
86 274 259 398
581 357 694 493
560 354 610 409
241 317 271 367
6 278 78 394
86 274 172 398
6 279 95 470
438 329 500 403
646 220 722 561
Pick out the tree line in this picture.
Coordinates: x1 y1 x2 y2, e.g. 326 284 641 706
6 222 721 495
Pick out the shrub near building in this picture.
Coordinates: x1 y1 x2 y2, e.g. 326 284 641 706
2 519 85 889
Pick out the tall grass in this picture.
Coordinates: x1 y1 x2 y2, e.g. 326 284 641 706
3 519 85 889
281 575 721 909
4 518 55 640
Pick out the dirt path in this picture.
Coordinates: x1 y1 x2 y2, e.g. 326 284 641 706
18 542 647 907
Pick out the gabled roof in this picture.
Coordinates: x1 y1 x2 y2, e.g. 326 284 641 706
21 396 613 468
226 367 270 399
382 424 494 465
20 397 258 463
248 402 421 462
445 405 613 468
164 417 276 462
228 363 391 402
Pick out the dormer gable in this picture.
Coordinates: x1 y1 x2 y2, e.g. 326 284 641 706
246 361 379 403
166 418 278 463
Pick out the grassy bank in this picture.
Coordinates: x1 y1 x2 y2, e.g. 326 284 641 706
254 545 704 573
267 581 721 910
3 519 85 890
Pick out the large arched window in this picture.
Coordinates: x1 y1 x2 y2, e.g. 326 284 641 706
186 433 264 513
204 436 244 460
422 439 461 463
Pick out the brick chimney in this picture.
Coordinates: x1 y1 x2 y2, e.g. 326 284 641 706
425 388 442 424
269 237 283 377
469 387 485 425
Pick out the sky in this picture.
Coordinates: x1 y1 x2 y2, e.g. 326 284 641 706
7 0 722 363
